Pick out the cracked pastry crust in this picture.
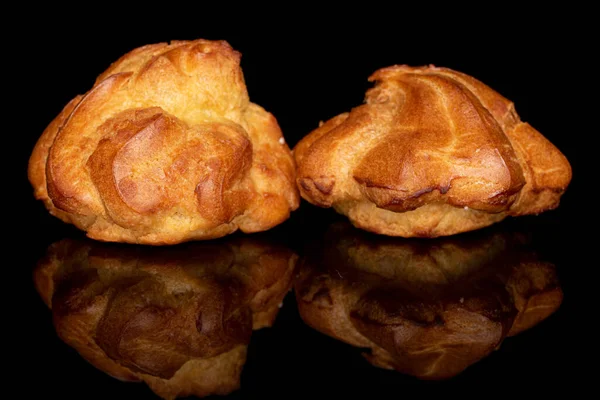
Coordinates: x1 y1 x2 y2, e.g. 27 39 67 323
29 39 299 244
294 65 571 237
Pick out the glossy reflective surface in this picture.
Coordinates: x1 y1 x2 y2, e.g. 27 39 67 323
33 238 297 398
28 214 571 398
295 223 562 379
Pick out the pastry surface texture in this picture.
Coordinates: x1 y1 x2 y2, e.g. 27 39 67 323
29 39 299 244
294 65 571 237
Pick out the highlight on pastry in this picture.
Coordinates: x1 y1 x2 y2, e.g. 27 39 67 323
294 65 571 237
295 222 562 379
33 235 297 399
29 39 299 244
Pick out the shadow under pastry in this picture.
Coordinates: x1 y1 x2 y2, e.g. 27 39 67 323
295 223 562 379
33 235 298 399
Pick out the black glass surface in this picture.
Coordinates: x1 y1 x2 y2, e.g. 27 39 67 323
14 15 587 398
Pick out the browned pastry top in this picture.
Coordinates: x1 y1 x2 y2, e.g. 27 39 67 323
34 237 297 399
294 65 571 237
29 39 299 244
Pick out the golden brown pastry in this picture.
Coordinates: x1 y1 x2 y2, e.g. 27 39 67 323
34 236 297 399
28 39 299 244
294 65 571 237
295 223 562 379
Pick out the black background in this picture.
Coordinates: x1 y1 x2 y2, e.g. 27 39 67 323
11 9 591 397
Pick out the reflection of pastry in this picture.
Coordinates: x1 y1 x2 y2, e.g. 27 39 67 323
295 223 562 379
34 237 297 399
28 39 299 244
294 65 571 237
